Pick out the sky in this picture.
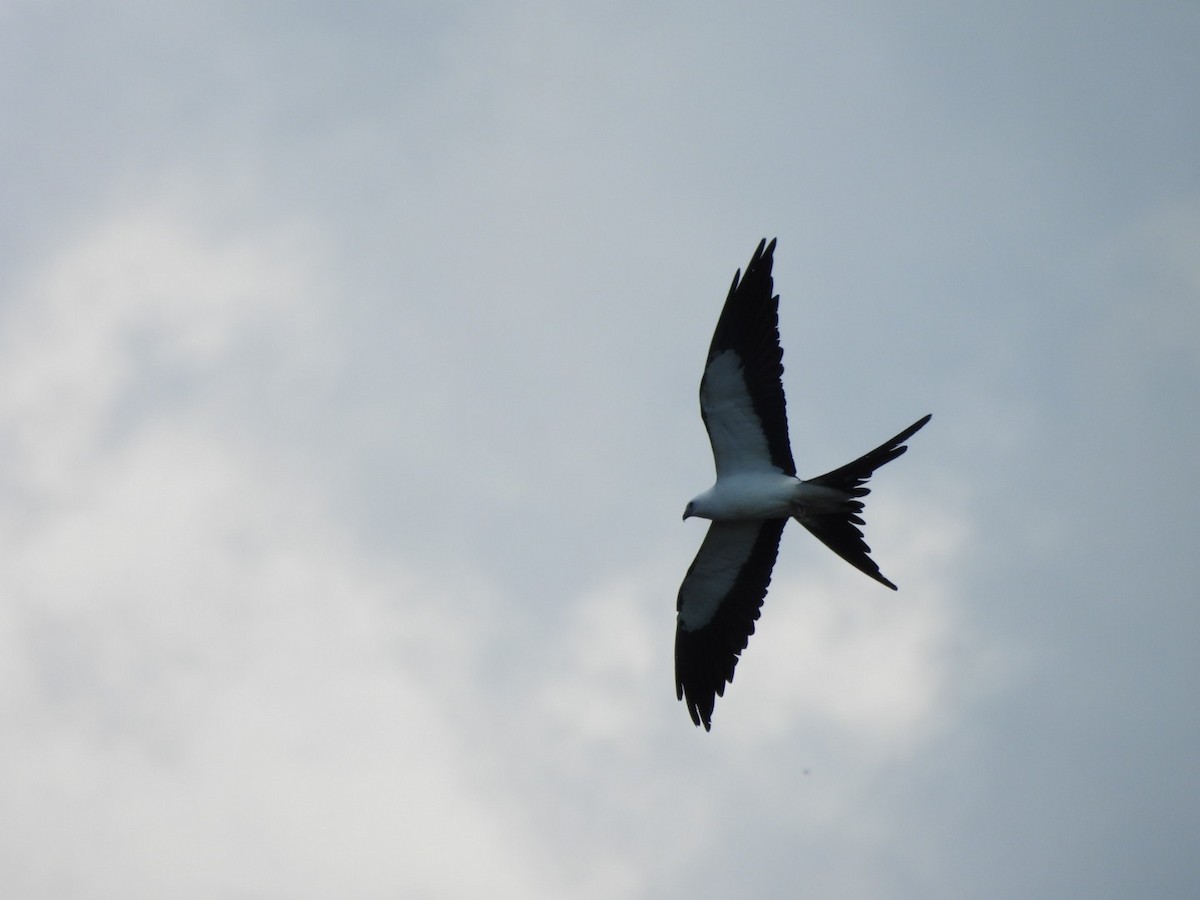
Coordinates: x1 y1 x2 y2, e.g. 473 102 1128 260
2 2 1199 897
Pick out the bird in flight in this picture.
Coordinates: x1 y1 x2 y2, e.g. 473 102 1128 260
676 239 930 731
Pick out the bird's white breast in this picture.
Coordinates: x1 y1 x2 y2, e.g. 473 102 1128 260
688 472 800 521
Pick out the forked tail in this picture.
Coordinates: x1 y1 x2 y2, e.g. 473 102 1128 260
797 413 932 590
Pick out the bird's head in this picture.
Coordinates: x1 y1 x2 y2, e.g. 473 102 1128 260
682 501 695 521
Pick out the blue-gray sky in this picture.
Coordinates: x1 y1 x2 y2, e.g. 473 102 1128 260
3 2 1199 897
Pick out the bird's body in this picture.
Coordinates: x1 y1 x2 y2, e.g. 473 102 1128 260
675 238 930 730
685 473 846 522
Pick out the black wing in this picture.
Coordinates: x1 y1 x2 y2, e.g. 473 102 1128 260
700 239 795 477
675 518 788 730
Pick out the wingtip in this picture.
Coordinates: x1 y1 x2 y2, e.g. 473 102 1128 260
867 565 898 591
685 694 713 731
676 677 711 729
895 413 932 445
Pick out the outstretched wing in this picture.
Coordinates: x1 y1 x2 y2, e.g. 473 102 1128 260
675 518 788 731
700 238 795 478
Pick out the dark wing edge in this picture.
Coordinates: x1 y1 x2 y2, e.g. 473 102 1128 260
702 238 795 476
800 414 932 590
675 518 788 731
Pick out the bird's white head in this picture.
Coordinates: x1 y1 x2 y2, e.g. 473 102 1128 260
683 489 716 521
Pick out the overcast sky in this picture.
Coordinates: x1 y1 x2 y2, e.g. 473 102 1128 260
3 2 1199 898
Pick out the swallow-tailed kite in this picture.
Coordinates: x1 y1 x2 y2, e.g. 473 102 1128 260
676 238 931 730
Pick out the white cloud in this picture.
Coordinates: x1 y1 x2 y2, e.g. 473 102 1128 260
4 4 1200 898
0 188 328 496
0 195 570 898
535 575 660 744
715 492 978 752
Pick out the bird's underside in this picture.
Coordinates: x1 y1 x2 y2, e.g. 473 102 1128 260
675 238 931 731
